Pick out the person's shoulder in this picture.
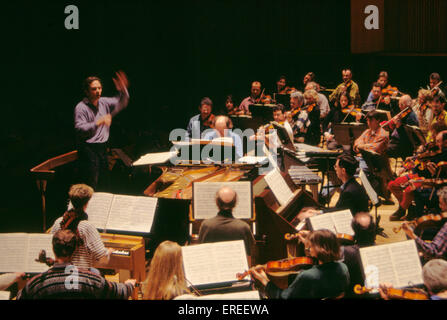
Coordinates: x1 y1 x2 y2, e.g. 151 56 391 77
77 220 99 233
74 99 89 110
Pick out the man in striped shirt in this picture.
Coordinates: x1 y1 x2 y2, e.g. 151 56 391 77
17 230 136 299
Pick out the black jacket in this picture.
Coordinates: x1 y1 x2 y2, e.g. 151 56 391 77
334 177 369 214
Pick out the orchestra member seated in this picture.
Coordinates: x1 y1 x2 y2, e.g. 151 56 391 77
379 259 447 300
401 186 447 260
426 93 447 144
198 186 255 258
290 90 304 121
17 230 136 299
143 241 192 300
428 72 445 98
305 81 330 119
186 97 215 139
341 212 376 298
222 94 241 116
302 72 315 90
366 71 398 115
239 81 262 115
202 115 243 160
413 89 433 135
357 82 382 122
329 154 369 214
388 130 447 221
275 75 294 95
301 89 321 146
385 95 419 160
249 230 350 299
324 92 355 150
329 69 361 108
51 184 112 269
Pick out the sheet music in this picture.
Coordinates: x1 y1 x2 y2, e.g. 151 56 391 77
359 240 423 288
284 121 294 144
308 214 337 234
84 192 114 230
238 156 268 164
264 168 294 206
0 291 10 300
133 151 177 166
359 169 379 206
197 290 260 300
0 233 28 272
331 210 355 235
193 182 252 219
106 195 157 233
182 240 249 287
26 234 54 273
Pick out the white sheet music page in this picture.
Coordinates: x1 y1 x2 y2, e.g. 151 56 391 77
106 195 157 233
264 168 294 206
359 169 379 206
0 291 10 300
331 210 355 235
193 182 252 219
0 233 28 272
308 214 337 234
359 240 423 288
182 240 249 287
84 192 114 230
26 234 54 273
133 151 177 166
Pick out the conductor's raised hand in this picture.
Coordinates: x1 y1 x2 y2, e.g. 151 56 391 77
113 70 129 92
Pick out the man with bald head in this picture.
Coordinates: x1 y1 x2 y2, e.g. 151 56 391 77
239 81 262 115
203 115 243 160
198 186 255 256
385 94 419 159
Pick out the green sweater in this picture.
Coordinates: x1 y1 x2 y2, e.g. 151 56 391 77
265 261 350 299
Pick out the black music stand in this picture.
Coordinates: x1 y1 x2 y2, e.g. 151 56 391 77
274 93 290 108
333 123 367 151
404 125 426 150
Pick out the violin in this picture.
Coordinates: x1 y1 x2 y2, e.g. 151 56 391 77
236 256 315 280
285 232 354 245
202 114 215 129
354 285 429 300
430 81 443 95
381 85 400 96
400 177 447 189
393 211 447 233
380 106 412 130
255 88 273 104
341 105 363 117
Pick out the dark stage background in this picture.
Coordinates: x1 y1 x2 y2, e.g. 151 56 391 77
1 0 446 233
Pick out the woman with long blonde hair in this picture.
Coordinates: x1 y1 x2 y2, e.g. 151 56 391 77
143 241 191 300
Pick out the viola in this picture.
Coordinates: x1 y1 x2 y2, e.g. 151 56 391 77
381 85 400 96
380 106 412 130
236 256 315 280
354 285 429 300
393 211 447 233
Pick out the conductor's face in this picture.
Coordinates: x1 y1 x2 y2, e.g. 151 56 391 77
87 80 102 102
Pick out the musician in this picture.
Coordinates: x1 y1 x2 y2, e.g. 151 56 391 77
428 72 445 98
186 97 215 139
330 154 369 215
290 90 304 119
324 92 355 150
341 212 376 298
239 81 262 115
223 94 240 116
302 72 315 89
305 81 330 119
17 229 136 299
275 75 287 94
203 115 243 160
198 186 255 256
353 110 389 156
329 69 361 107
413 89 434 135
249 230 349 299
385 95 419 160
143 241 192 300
302 89 321 146
426 93 447 144
357 83 386 122
366 71 398 106
50 184 112 269
379 259 447 300
75 71 129 190
388 130 447 221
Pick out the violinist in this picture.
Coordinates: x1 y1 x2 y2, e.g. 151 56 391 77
324 92 355 150
388 131 447 221
385 95 419 160
186 97 215 139
329 69 361 107
222 94 241 116
238 81 262 115
358 83 385 122
426 93 447 144
302 89 321 146
341 212 376 298
246 230 350 299
401 187 447 260
413 89 434 135
378 259 447 300
428 72 445 98
302 72 315 90
366 71 398 107
289 91 307 142
305 81 330 119
275 75 289 95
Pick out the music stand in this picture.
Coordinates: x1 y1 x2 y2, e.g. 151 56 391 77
359 169 388 238
274 93 290 108
333 123 367 149
404 125 426 150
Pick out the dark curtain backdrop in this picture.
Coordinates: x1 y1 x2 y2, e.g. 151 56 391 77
0 0 446 232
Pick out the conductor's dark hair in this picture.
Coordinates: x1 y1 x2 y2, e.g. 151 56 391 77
83 76 102 93
351 213 376 246
337 154 358 177
200 97 213 108
52 230 77 258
